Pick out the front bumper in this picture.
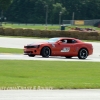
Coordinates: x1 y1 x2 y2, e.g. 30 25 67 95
24 48 40 55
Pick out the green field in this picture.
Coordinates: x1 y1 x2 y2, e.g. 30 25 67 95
0 47 100 89
2 23 100 30
2 23 60 30
0 24 100 89
0 60 100 89
0 47 23 54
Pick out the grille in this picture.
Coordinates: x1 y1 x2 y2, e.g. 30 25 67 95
25 45 40 48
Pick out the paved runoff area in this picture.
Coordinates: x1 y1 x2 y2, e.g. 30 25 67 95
0 89 100 100
0 37 100 61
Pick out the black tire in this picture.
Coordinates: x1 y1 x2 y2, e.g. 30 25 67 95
65 56 72 59
28 54 35 57
78 48 88 59
41 47 51 58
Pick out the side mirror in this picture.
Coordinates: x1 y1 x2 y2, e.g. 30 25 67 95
58 41 62 45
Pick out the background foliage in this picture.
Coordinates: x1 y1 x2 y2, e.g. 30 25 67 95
0 0 100 24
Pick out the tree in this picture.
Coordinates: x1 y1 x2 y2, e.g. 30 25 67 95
51 3 67 24
0 0 13 10
4 0 100 23
0 0 13 25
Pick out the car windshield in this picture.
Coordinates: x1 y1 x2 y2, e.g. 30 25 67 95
47 38 60 43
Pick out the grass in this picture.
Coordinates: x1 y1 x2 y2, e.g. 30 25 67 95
0 45 100 89
0 47 23 54
0 60 100 89
2 23 100 30
2 23 60 30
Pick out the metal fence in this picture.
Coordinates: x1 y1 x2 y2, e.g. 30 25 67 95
62 19 100 26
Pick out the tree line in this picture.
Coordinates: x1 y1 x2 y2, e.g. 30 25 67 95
0 0 100 24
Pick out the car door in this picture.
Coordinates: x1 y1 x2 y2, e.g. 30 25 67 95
57 39 76 56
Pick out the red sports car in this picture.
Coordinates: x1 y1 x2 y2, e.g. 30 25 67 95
24 37 93 59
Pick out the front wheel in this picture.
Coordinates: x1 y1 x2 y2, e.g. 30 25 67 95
78 48 88 59
41 47 51 58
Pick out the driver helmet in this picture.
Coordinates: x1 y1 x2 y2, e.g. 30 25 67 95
64 40 67 43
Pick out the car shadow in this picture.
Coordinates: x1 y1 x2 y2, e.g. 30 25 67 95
34 56 91 60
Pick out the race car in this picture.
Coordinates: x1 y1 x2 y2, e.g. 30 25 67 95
24 37 93 59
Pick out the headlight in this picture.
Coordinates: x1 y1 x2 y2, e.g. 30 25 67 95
34 45 40 48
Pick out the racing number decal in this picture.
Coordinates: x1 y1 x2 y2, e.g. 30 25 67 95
61 47 70 52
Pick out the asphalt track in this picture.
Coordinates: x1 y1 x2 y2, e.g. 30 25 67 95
0 37 100 100
0 37 100 61
0 89 100 100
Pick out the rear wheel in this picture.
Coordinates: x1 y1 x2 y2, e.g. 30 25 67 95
78 48 88 59
41 47 51 58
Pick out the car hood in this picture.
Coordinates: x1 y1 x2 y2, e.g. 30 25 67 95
27 42 50 46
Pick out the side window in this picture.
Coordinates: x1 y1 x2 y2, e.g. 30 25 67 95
61 39 77 44
67 39 77 43
72 39 77 43
61 39 67 43
67 39 71 43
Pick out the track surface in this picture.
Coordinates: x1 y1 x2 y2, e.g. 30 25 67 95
0 89 100 100
0 37 100 61
0 37 100 100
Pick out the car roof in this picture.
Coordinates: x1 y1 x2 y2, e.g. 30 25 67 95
53 37 83 42
54 37 78 40
60 37 75 39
